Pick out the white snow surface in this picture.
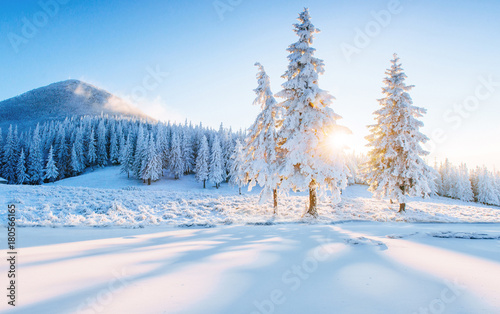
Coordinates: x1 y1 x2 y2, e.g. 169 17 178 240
1 166 499 227
2 167 500 313
1 223 500 313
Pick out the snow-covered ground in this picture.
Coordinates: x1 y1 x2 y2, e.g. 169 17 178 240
1 166 499 227
1 223 500 313
2 167 500 313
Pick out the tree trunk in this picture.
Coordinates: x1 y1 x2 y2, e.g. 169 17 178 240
399 203 406 213
203 180 206 189
273 188 278 214
307 182 318 217
390 199 393 204
147 178 151 185
239 187 241 195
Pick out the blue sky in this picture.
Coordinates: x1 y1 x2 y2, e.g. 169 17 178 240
1 0 499 169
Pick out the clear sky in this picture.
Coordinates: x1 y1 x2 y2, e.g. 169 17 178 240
1 0 499 169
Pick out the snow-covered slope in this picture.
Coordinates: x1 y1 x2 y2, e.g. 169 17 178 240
0 79 151 130
2 167 499 227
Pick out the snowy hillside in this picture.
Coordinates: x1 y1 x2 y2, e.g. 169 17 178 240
0 79 150 130
2 166 499 227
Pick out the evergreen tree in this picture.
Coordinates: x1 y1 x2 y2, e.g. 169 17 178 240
141 133 162 185
455 163 474 202
96 120 108 166
181 129 194 174
109 131 119 164
438 159 453 197
44 146 59 182
245 62 282 210
2 125 19 183
229 139 247 195
364 54 435 212
74 127 85 170
476 167 499 205
120 133 134 178
27 124 44 185
71 143 84 174
87 129 97 169
55 124 69 179
169 131 184 179
16 149 29 185
470 166 481 201
209 135 224 189
276 8 349 217
133 125 147 178
195 135 210 188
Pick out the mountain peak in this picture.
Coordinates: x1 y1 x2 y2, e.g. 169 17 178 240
0 80 151 130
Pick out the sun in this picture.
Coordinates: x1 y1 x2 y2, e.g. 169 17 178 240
326 132 351 151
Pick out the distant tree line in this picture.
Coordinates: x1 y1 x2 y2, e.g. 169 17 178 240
0 116 244 187
435 159 500 206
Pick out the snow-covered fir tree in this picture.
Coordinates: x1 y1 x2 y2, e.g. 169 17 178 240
55 124 69 179
133 125 147 178
120 133 135 178
27 124 44 185
451 163 474 202
73 126 85 170
96 120 108 167
209 135 225 189
476 167 499 205
16 149 29 185
276 8 349 217
364 54 435 212
169 131 184 180
229 139 247 195
44 146 58 182
87 128 97 169
71 143 84 175
181 129 194 175
141 133 162 185
195 135 210 188
109 131 119 164
245 62 282 210
438 159 454 197
2 125 19 183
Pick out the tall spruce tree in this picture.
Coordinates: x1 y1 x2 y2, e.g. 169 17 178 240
169 131 184 180
195 135 210 188
87 128 97 169
209 135 224 189
364 54 435 212
229 139 247 195
2 125 19 183
276 8 348 217
27 124 44 185
245 62 281 210
16 149 29 185
44 146 59 182
96 120 108 166
141 133 162 185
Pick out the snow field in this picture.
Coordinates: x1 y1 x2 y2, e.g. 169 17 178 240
1 223 499 313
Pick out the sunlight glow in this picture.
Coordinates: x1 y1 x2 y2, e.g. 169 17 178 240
327 132 351 151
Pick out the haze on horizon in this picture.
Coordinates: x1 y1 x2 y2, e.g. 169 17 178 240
1 0 499 169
